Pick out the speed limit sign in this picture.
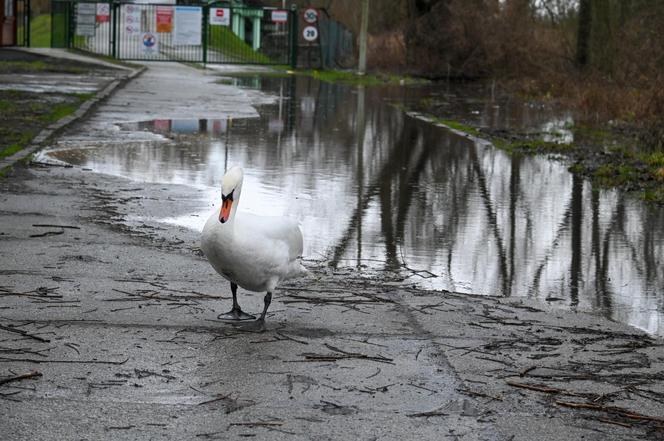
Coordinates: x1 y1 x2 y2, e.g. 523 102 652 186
302 25 318 42
303 8 318 23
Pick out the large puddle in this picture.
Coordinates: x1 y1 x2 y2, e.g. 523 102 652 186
45 74 664 336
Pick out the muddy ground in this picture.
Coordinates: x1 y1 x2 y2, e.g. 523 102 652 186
1 52 664 440
0 48 125 159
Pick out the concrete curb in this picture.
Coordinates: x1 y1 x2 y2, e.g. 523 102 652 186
0 61 146 171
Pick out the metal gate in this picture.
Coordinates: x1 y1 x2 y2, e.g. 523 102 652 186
7 0 28 46
51 0 297 66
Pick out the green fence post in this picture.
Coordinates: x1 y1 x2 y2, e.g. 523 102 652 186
289 4 297 69
50 1 53 47
25 0 31 47
202 5 209 64
111 1 117 58
66 1 72 49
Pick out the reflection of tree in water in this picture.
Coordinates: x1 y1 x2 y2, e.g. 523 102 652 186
314 80 662 333
52 74 664 335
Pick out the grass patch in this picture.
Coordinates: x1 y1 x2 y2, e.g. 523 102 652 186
208 26 271 64
16 14 53 47
30 13 51 47
0 91 92 161
414 113 664 203
0 130 36 159
593 164 637 187
0 60 90 74
0 142 29 159
645 152 664 168
0 165 12 179
642 188 664 202
501 139 573 154
39 93 93 123
436 119 481 137
295 69 427 87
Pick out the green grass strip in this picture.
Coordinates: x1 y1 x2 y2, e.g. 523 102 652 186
208 26 271 64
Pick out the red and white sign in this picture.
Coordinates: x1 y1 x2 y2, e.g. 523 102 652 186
271 10 288 23
124 4 141 34
210 7 230 26
96 3 110 23
156 6 173 33
303 8 318 23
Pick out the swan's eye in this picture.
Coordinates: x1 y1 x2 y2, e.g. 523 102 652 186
221 189 234 202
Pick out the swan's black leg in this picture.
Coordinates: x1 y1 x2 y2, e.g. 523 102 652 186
218 282 255 321
256 292 272 322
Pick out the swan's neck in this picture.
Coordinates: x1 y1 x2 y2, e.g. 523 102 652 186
227 182 242 226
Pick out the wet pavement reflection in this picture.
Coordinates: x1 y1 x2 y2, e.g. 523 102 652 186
47 74 664 336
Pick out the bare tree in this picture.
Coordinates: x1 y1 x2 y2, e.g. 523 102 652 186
576 0 592 67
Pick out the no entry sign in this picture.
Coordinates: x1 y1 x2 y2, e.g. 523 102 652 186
210 8 230 26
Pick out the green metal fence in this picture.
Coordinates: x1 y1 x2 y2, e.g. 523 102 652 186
15 0 30 46
50 0 297 66
50 0 70 48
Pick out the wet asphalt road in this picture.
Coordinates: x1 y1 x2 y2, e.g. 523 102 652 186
1 54 663 440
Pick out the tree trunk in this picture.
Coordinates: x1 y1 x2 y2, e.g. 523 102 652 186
576 0 592 68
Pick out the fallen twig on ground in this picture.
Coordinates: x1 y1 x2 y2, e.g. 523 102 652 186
29 230 65 238
506 380 580 395
32 224 80 229
0 357 128 365
555 400 664 423
228 421 283 428
0 370 42 386
0 324 50 343
407 407 448 418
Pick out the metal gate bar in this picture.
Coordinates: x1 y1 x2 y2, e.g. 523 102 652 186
15 0 30 46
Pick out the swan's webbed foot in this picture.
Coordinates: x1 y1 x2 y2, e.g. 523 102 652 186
217 308 255 321
219 282 255 321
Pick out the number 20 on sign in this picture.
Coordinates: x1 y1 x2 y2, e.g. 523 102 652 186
303 25 318 42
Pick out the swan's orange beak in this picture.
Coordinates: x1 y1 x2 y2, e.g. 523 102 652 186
219 198 233 223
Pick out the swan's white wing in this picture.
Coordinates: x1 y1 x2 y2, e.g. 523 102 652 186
201 210 306 292
237 214 303 261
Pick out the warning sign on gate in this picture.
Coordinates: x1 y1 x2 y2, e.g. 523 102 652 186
156 6 173 33
210 8 230 26
96 3 110 24
124 4 141 34
142 32 159 54
76 3 96 37
174 6 202 45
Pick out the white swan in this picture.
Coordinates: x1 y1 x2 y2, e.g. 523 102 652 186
201 166 307 323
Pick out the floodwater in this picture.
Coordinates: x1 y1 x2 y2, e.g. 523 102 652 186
46 74 664 336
